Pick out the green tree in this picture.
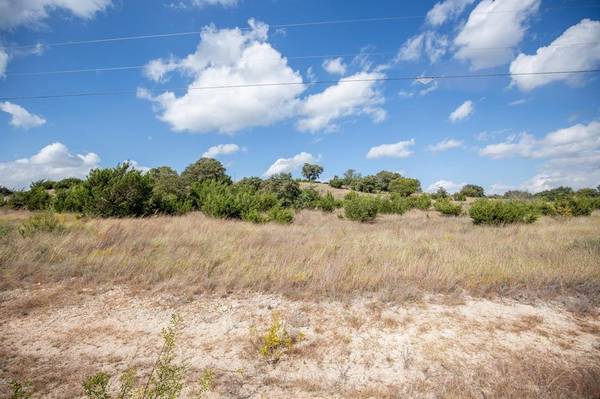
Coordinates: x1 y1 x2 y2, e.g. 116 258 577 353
181 158 231 186
329 176 344 188
374 171 402 191
459 184 485 198
261 173 301 207
301 163 324 181
388 177 421 197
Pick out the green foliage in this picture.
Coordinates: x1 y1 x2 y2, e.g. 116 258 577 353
301 163 324 181
434 199 462 216
432 187 448 200
261 173 300 207
54 177 83 190
253 314 301 363
388 177 421 197
181 158 230 186
409 194 432 210
317 192 337 212
350 175 379 193
53 184 90 213
469 199 539 225
342 169 360 187
453 192 466 201
9 380 33 399
7 191 28 209
19 212 64 237
30 179 55 190
554 196 593 217
0 185 12 196
234 176 263 193
194 368 215 398
24 186 51 211
344 195 378 222
147 167 187 215
295 187 320 209
85 163 152 217
83 372 110 399
459 184 485 198
328 176 344 189
504 190 533 199
199 181 239 219
0 222 11 239
374 171 402 191
535 186 573 201
268 207 294 224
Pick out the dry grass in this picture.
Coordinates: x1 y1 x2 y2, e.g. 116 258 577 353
1 209 599 303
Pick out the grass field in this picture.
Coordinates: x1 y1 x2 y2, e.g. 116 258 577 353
1 208 599 398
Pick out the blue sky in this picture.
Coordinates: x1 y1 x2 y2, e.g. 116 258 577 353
0 0 599 192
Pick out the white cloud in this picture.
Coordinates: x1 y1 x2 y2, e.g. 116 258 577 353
140 19 305 134
510 19 600 91
454 0 540 69
449 100 474 123
396 31 449 63
0 101 46 129
202 143 243 158
297 71 386 132
509 98 528 106
167 0 238 8
426 0 474 26
479 121 600 159
366 139 415 159
428 138 463 152
322 57 347 75
0 142 100 189
427 180 466 193
482 121 600 192
0 0 112 30
264 152 318 176
0 48 7 77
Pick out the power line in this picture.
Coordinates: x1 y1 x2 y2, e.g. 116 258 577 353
6 3 599 50
6 42 600 77
1 69 598 101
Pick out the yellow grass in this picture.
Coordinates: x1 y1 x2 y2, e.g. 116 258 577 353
1 209 599 302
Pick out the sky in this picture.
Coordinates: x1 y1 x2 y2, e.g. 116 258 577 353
0 0 599 193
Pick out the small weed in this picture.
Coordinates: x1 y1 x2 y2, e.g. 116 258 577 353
82 372 110 399
193 368 215 398
252 313 303 363
9 380 33 399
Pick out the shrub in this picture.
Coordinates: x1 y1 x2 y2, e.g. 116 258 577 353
459 184 485 198
25 187 51 211
453 192 466 201
555 196 593 217
469 199 538 225
53 184 90 213
328 176 344 189
234 176 263 192
262 173 300 207
344 195 378 222
351 175 379 193
147 166 187 215
54 177 83 190
0 185 12 196
317 192 337 212
181 157 231 186
7 191 28 209
295 187 320 209
389 177 421 197
434 199 462 216
252 314 302 363
243 209 268 224
201 182 239 219
535 186 573 201
374 171 402 191
85 163 152 217
82 372 110 399
409 194 432 210
432 187 448 199
268 207 294 224
19 212 64 237
301 163 324 181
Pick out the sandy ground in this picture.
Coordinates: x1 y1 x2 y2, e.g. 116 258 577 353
1 286 599 398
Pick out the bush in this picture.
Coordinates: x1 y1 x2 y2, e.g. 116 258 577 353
469 199 538 225
86 163 152 217
434 199 462 216
53 184 90 213
262 173 300 207
374 171 402 191
200 181 239 219
24 186 51 211
317 192 337 212
344 195 378 222
351 175 379 193
268 207 294 224
453 192 466 201
328 176 344 189
459 184 485 198
19 212 64 237
181 157 231 186
7 191 28 209
554 196 593 217
389 177 421 196
295 187 320 209
234 176 263 192
408 194 432 210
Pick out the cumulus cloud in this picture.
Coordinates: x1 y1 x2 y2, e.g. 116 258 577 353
0 0 112 30
366 139 415 159
510 19 600 91
454 0 540 69
483 121 600 192
0 142 100 189
427 179 467 193
264 152 318 176
322 57 347 75
449 100 474 123
426 0 474 26
396 31 449 63
139 19 305 134
428 138 463 152
0 101 46 129
202 143 243 158
297 71 386 132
